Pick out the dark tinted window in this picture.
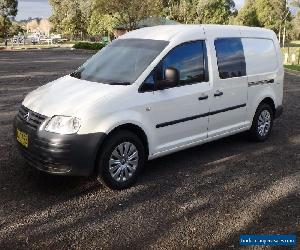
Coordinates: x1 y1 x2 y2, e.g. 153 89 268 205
141 41 208 91
162 41 207 85
214 38 246 79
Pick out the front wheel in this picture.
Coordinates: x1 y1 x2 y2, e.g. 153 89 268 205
249 103 274 142
96 130 146 190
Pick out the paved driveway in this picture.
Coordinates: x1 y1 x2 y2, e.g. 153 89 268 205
0 50 299 249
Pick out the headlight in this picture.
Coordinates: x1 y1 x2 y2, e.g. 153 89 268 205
45 116 81 134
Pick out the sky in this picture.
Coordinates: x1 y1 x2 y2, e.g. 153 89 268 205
16 0 52 21
16 0 245 21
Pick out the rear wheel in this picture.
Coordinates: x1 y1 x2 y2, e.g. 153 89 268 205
249 103 274 142
96 130 145 189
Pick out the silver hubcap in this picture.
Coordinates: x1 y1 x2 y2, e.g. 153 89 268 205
109 142 139 182
258 110 271 137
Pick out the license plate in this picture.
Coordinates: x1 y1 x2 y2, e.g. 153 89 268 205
16 129 28 148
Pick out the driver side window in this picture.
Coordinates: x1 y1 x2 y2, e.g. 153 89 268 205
140 40 208 92
162 41 207 85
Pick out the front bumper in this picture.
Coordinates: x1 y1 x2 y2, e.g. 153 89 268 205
14 114 106 177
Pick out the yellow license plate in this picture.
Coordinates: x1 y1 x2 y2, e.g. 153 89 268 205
16 129 28 148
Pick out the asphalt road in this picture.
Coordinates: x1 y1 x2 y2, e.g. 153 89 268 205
0 49 299 249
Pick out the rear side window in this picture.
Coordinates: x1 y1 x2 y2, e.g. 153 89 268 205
242 38 278 75
214 38 246 79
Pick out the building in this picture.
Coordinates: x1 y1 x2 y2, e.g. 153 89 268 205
26 18 52 37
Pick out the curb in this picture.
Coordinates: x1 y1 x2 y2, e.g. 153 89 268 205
0 45 75 51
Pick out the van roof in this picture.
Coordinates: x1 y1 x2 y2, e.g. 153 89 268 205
119 24 276 42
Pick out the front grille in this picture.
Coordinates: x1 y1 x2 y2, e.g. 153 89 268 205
17 105 47 130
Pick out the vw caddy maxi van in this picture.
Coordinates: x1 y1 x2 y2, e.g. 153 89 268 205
14 25 284 189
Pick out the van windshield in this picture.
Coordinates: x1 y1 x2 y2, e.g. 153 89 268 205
70 38 169 85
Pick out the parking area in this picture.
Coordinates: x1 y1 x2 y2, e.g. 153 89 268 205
0 49 299 249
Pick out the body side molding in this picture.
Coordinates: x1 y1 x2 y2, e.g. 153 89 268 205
156 103 246 128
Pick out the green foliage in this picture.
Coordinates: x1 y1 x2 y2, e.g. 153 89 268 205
9 21 24 36
73 41 105 50
93 0 163 30
0 15 10 37
163 0 196 24
49 0 92 38
194 0 236 24
163 0 236 24
234 0 260 26
0 0 17 17
0 0 18 38
88 12 118 36
233 0 299 45
48 0 299 44
254 0 290 32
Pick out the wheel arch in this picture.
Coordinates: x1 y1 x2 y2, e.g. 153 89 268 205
249 92 276 123
107 123 149 158
93 122 150 175
259 97 276 115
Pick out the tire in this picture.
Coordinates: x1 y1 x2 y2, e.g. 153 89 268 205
249 103 274 142
96 130 146 190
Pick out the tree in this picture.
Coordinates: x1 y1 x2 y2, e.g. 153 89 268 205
255 0 294 46
194 0 236 24
0 0 18 38
49 0 91 39
9 21 25 36
234 0 259 26
78 0 93 37
162 0 236 24
0 14 11 37
93 0 162 30
48 0 63 34
293 10 300 40
163 0 197 24
88 12 119 37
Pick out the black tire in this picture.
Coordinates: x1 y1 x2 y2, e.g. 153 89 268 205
249 103 274 142
96 130 146 190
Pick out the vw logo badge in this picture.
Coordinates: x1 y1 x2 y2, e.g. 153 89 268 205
24 112 30 122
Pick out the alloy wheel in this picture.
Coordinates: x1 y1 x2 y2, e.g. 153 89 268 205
108 142 139 182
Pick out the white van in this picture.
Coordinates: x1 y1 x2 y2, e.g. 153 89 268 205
14 25 284 189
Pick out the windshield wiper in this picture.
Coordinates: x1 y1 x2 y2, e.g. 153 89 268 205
70 71 81 79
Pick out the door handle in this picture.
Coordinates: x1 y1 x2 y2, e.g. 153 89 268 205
198 95 208 100
214 90 223 97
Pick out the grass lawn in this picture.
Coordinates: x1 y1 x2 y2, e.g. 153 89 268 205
284 64 300 72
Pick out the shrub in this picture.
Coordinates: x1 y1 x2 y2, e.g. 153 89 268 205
73 42 105 50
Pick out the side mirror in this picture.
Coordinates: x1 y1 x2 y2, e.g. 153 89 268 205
156 67 180 90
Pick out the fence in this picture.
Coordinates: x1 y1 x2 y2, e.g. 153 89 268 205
281 47 300 65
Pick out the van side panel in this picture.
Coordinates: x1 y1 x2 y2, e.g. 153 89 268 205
240 30 283 125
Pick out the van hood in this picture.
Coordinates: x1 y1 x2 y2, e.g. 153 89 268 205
23 75 125 117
